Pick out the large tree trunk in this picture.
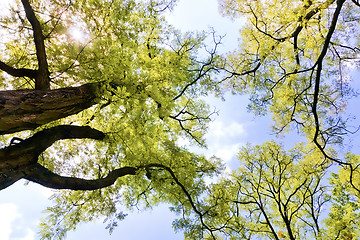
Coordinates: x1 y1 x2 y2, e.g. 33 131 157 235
0 83 100 134
0 1 140 191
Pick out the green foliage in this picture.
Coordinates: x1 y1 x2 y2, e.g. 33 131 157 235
325 171 360 240
172 0 360 239
176 142 333 239
218 0 359 146
2 0 360 239
0 0 223 238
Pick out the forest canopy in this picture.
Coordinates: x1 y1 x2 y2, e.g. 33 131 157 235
0 0 360 239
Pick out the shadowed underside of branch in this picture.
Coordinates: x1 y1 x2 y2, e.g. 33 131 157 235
25 164 137 190
0 125 106 190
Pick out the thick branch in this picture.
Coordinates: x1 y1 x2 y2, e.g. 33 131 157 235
21 0 50 90
0 125 105 169
0 60 36 78
22 125 105 155
309 0 360 195
25 164 136 190
0 170 26 191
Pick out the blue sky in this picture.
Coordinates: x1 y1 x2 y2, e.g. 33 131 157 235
0 0 274 239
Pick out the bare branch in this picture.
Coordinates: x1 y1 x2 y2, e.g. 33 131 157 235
0 60 36 78
24 163 136 190
172 33 221 101
146 163 217 239
7 125 105 158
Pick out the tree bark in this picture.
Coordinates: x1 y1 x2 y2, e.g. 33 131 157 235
0 125 106 190
24 164 137 190
0 61 37 78
21 0 50 90
0 125 105 168
0 83 100 134
0 169 26 190
0 1 137 192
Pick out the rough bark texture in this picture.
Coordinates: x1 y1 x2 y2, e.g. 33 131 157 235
0 125 107 190
0 83 100 134
0 1 140 191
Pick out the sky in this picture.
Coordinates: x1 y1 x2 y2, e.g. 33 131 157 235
0 0 273 239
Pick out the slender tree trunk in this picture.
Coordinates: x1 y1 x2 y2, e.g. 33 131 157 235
21 0 51 90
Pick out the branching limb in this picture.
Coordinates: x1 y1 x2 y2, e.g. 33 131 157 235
310 0 360 195
0 125 105 189
311 0 345 161
170 107 216 146
20 125 105 157
24 163 136 190
2 125 105 167
145 163 217 239
172 32 222 101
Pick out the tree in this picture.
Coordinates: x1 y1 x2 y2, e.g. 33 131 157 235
176 142 332 239
3 0 360 239
177 143 360 240
218 0 359 153
218 0 360 196
173 0 360 239
0 0 222 238
217 0 360 191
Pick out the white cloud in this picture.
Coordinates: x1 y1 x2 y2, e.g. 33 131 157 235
212 143 242 163
203 121 247 163
0 203 20 239
13 229 35 240
207 121 246 139
166 0 243 52
0 203 35 240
